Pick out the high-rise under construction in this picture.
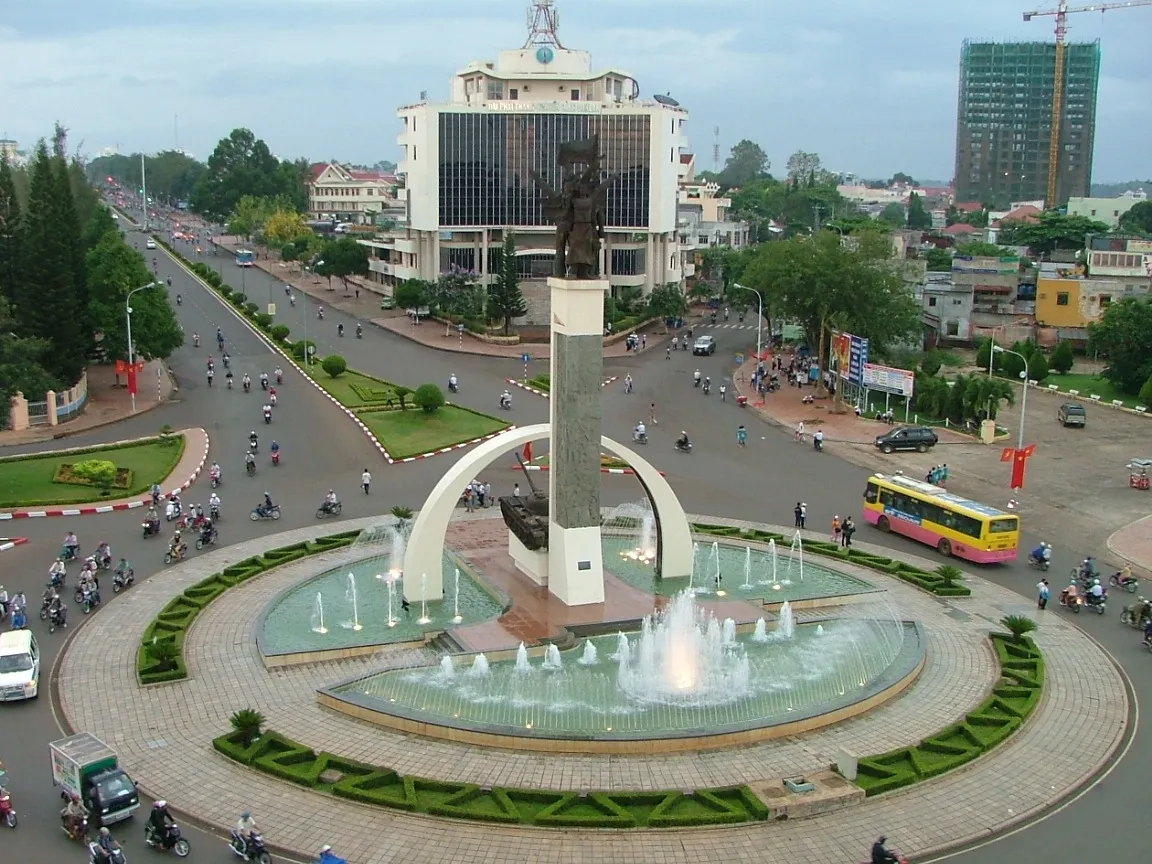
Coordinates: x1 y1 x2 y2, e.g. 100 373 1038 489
953 40 1101 209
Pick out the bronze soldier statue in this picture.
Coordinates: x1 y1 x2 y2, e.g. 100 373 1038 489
533 135 613 279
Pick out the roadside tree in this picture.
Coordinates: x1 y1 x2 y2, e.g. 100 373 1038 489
1088 296 1152 394
878 203 906 227
717 140 770 188
190 128 289 221
924 247 952 271
647 282 689 325
263 210 312 248
0 155 23 305
315 236 370 294
394 279 431 312
1050 339 1075 374
487 234 528 335
906 192 932 229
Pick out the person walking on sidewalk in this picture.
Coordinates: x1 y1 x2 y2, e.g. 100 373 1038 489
841 516 855 547
831 515 841 544
361 469 371 495
1037 579 1050 610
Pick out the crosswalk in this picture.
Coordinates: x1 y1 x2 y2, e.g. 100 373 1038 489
697 323 759 331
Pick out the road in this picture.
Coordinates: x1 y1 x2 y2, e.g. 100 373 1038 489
0 210 1146 863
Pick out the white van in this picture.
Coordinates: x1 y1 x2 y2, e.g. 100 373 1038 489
0 630 40 701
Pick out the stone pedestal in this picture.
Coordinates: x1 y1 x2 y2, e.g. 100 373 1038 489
546 276 608 606
508 530 549 588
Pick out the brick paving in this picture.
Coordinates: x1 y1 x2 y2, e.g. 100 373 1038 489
58 512 1127 864
1107 514 1152 574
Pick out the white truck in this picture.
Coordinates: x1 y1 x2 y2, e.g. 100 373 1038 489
50 732 139 826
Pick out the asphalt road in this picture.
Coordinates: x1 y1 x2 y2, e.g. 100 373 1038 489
0 212 1146 864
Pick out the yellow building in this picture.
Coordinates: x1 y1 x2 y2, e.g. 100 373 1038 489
1035 276 1123 328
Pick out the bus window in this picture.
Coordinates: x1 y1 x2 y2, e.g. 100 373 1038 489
988 518 1018 534
864 483 879 504
879 489 893 507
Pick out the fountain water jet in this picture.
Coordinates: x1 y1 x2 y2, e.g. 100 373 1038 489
616 590 751 705
751 618 769 643
388 525 406 580
468 654 490 676
542 644 563 670
777 601 795 639
439 656 455 679
710 541 721 592
386 579 396 628
688 542 700 593
514 643 532 674
611 632 629 661
417 573 431 625
787 531 805 582
310 593 327 634
343 573 363 630
578 641 599 665
452 567 463 623
722 618 737 645
741 546 753 590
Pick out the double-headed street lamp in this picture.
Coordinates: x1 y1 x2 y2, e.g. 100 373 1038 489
992 344 1029 450
126 281 159 414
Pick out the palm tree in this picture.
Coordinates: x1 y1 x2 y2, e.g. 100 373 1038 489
229 708 267 747
999 614 1037 643
390 506 414 534
145 638 179 672
935 564 964 588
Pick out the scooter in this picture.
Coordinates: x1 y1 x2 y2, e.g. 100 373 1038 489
1109 571 1139 593
209 503 221 521
1084 591 1108 615
228 830 272 864
145 821 191 857
61 811 88 843
1028 554 1050 571
271 450 280 467
88 841 126 864
448 380 459 394
112 565 135 592
499 397 512 411
356 324 363 338
813 437 823 452
165 500 182 521
164 543 188 566
195 529 219 551
338 324 345 337
632 431 648 445
674 440 692 453
142 518 161 538
263 409 272 425
1060 592 1083 614
250 504 282 521
0 786 14 828
210 471 222 489
48 604 67 633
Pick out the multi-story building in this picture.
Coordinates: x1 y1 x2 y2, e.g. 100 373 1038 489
1035 274 1131 341
1067 189 1148 228
374 0 688 320
676 152 749 283
0 139 21 164
1086 236 1152 293
954 40 1101 208
308 163 400 224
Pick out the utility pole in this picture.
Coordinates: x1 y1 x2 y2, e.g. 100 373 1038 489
140 152 148 231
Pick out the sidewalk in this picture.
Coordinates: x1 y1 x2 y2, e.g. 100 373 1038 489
0 428 209 519
1107 514 1152 575
0 360 173 447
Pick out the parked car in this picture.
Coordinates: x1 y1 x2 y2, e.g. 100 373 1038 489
1057 402 1086 428
874 426 938 454
692 336 717 356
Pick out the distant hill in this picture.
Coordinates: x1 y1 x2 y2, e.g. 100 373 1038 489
1091 180 1150 197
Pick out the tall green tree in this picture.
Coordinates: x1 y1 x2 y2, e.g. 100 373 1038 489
997 211 1109 257
923 247 952 271
1049 339 1075 374
878 203 906 227
717 140 770 188
0 156 23 305
906 192 932 229
53 126 91 352
86 230 183 362
647 283 689 324
19 142 86 383
785 151 826 184
315 236 370 294
1088 296 1152 394
741 230 919 386
1118 200 1152 235
487 234 528 335
0 296 60 405
190 128 286 221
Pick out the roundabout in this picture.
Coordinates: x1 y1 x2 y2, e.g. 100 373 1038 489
56 511 1127 864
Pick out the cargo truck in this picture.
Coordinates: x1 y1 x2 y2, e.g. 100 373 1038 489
50 732 139 826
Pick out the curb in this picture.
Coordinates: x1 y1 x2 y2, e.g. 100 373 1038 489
0 430 210 519
162 241 511 467
1106 513 1152 577
521 464 666 477
505 376 619 400
0 537 29 552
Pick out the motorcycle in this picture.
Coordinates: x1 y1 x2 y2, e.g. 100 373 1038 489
1120 601 1152 629
275 371 283 385
270 450 280 467
80 588 101 614
250 504 282 522
49 570 66 590
1060 592 1083 614
195 529 219 550
813 437 824 452
40 592 59 620
112 565 135 592
1028 553 1050 572
91 550 112 570
1109 571 1139 593
448 380 459 394
163 543 188 566
316 500 342 519
246 461 256 477
0 779 16 828
249 435 259 452
61 811 89 842
145 822 191 857
499 397 512 411
48 604 67 633
1084 591 1108 615
142 519 161 539
356 324 363 338
210 471 222 489
229 830 272 864
263 409 272 425
61 544 80 562
674 440 692 453
164 500 182 522
88 841 126 864
210 503 221 521
632 431 648 445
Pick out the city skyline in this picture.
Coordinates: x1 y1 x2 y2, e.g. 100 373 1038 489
1 0 1148 181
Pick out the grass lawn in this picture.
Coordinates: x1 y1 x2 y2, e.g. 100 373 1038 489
307 368 397 408
0 436 186 509
359 406 509 459
1043 372 1147 409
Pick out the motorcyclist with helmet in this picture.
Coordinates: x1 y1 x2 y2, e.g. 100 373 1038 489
234 811 258 857
61 793 88 839
676 431 691 451
93 826 123 862
146 800 177 847
249 430 259 452
1028 542 1052 568
871 835 900 864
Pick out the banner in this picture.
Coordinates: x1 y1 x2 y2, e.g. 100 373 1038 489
862 363 914 397
831 332 869 384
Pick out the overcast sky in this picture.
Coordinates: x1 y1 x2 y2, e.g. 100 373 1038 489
1 0 1148 182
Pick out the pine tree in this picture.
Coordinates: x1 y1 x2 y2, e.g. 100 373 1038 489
53 126 91 352
20 142 85 383
487 233 528 336
1050 339 1075 374
0 155 22 306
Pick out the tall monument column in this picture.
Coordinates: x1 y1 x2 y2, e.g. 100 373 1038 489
546 276 608 605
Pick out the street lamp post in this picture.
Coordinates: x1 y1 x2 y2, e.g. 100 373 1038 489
125 282 158 414
734 282 764 370
993 345 1029 450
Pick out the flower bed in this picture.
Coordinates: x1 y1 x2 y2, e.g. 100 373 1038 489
211 728 771 828
689 523 972 597
136 531 360 684
853 633 1044 795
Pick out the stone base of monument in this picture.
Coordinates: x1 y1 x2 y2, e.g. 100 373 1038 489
508 530 549 588
748 770 865 820
547 522 606 606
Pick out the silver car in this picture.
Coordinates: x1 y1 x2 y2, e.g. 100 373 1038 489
693 336 716 356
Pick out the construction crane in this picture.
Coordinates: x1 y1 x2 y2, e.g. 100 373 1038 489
1022 1 1152 207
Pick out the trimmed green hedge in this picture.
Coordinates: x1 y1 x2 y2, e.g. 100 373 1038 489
212 729 771 828
853 634 1044 796
690 523 972 597
136 531 360 684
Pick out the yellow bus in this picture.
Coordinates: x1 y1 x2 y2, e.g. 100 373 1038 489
862 473 1019 563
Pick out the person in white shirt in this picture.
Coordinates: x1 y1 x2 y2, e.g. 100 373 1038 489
361 469 371 495
633 422 647 442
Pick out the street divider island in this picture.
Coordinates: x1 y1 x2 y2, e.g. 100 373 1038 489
157 238 511 461
0 431 186 510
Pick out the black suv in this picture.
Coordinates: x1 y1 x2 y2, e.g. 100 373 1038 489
874 426 938 454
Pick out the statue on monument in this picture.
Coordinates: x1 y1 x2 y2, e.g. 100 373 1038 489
532 135 613 279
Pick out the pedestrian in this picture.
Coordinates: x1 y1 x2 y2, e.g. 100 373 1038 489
831 515 841 543
649 402 657 425
841 516 855 547
624 374 633 394
939 463 949 486
355 287 360 299
1037 578 1050 610
641 334 647 350
513 483 521 498
483 482 492 507
800 503 808 530
666 346 671 360
793 502 803 529
361 468 371 495
736 425 747 447
464 486 474 512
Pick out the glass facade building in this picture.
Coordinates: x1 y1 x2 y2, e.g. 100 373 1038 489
438 112 651 228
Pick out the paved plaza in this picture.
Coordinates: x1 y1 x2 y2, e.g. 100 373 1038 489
58 511 1127 864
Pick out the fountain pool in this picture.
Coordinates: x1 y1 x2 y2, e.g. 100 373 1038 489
258 553 504 657
322 591 924 753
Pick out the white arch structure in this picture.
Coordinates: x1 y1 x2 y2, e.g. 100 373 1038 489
402 424 693 603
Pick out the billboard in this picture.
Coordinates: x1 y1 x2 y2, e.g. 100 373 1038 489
862 363 914 397
832 331 869 385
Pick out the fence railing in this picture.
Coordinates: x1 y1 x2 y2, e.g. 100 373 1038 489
27 399 50 426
